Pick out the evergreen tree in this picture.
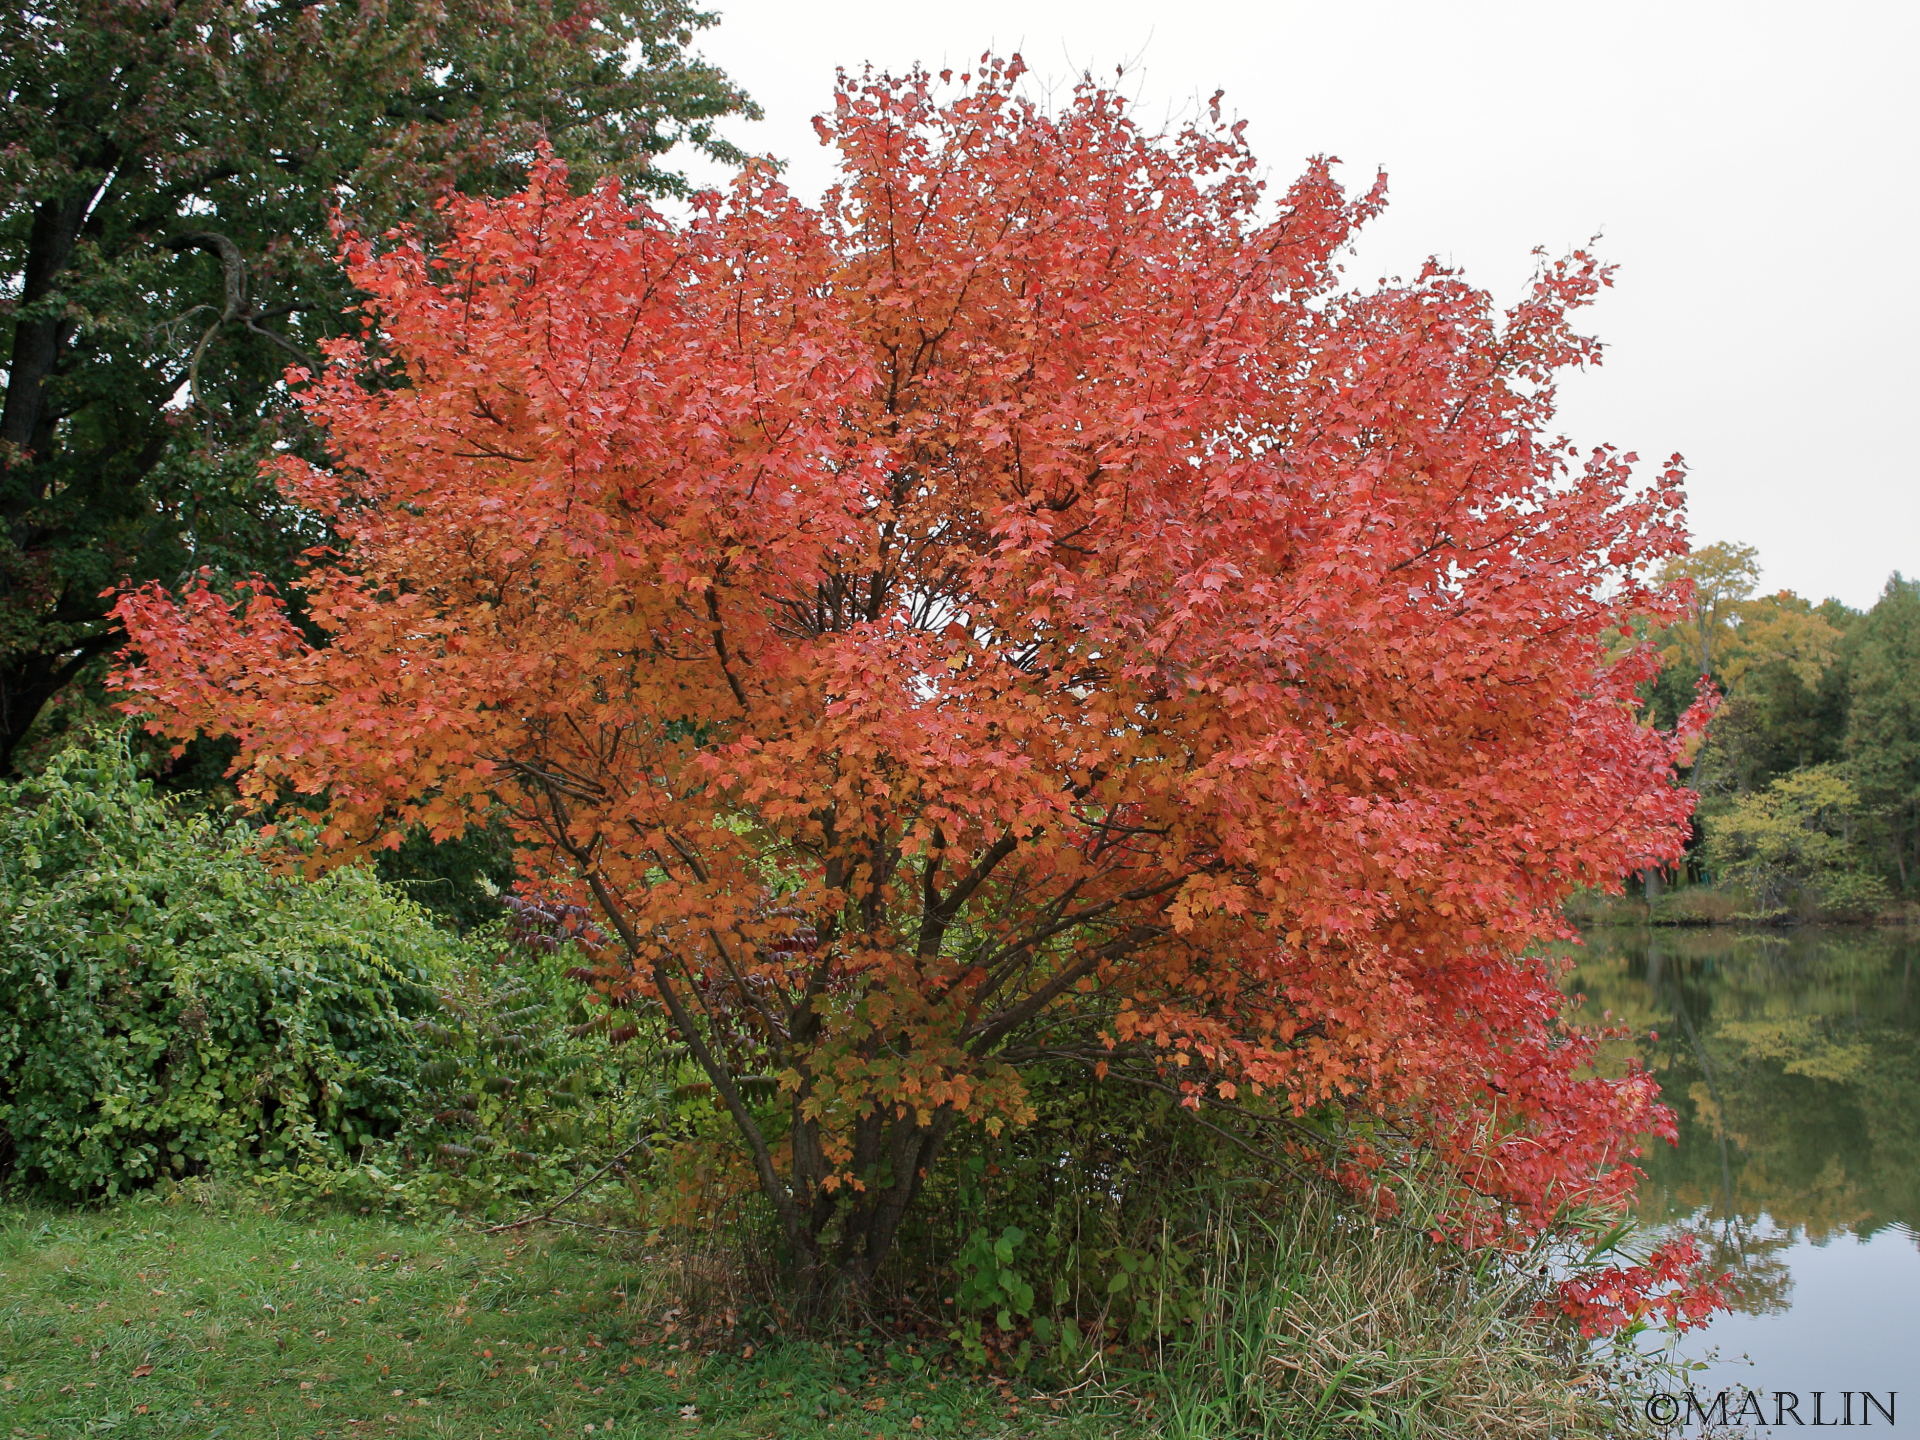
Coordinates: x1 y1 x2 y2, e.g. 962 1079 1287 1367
1844 576 1920 892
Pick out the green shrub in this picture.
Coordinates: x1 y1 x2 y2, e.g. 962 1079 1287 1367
1704 766 1891 919
900 1062 1296 1372
0 736 457 1197
350 932 683 1218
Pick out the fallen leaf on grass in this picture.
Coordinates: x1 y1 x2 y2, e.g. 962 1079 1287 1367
131 1364 154 1378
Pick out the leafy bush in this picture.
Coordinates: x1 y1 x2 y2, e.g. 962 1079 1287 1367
354 913 685 1218
0 737 456 1197
892 1063 1305 1374
1705 765 1890 919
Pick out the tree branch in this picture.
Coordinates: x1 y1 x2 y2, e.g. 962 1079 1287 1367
165 231 317 403
917 828 1020 959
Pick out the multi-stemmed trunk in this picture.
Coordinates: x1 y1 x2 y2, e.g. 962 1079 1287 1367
787 1105 962 1311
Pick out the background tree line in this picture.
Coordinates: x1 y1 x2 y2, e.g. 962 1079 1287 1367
1640 542 1920 917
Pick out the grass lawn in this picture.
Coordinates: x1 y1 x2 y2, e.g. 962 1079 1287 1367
0 1201 1126 1440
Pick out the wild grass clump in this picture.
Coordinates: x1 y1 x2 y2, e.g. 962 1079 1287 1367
1150 1192 1637 1440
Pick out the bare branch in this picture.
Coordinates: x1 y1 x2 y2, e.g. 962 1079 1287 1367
165 231 318 401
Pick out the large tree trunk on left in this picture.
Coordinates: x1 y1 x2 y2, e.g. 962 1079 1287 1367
0 188 93 474
790 1105 961 1315
1 182 108 774
0 642 106 773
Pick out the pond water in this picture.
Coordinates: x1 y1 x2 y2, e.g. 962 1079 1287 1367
1566 927 1920 1434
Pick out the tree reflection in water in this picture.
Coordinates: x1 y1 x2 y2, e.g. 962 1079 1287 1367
1561 927 1920 1319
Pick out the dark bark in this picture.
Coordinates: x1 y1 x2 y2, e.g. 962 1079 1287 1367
0 634 109 772
2 185 95 501
791 1106 959 1316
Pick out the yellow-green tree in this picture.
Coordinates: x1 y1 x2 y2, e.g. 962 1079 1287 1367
1657 541 1761 677
1720 591 1845 690
1690 590 1852 798
1704 766 1887 917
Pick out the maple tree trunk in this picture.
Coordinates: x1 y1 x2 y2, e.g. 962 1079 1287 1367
586 880 953 1310
783 1106 959 1314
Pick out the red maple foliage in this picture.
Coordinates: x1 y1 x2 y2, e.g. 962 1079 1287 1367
115 57 1707 1291
1546 1234 1729 1339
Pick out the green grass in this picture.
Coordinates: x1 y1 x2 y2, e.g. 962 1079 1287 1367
0 1200 1121 1440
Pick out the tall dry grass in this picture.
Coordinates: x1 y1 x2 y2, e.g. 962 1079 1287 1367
1147 1192 1664 1440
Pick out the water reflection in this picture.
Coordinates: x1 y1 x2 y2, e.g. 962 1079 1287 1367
1565 928 1920 1427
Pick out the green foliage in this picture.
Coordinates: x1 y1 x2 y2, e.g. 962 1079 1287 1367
350 941 681 1218
902 1065 1308 1376
0 731 692 1215
1704 766 1889 918
372 819 518 932
949 1215 1039 1368
0 737 458 1197
1844 575 1920 891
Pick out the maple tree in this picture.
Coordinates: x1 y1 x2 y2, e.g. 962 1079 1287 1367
116 59 1708 1295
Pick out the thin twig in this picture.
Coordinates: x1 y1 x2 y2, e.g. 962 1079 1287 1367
483 1131 657 1234
515 1216 656 1239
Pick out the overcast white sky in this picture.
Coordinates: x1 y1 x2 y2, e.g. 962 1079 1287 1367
671 0 1916 611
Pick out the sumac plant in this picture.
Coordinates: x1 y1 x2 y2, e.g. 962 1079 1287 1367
116 58 1706 1299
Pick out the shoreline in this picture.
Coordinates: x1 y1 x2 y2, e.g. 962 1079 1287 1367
1566 887 1920 930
